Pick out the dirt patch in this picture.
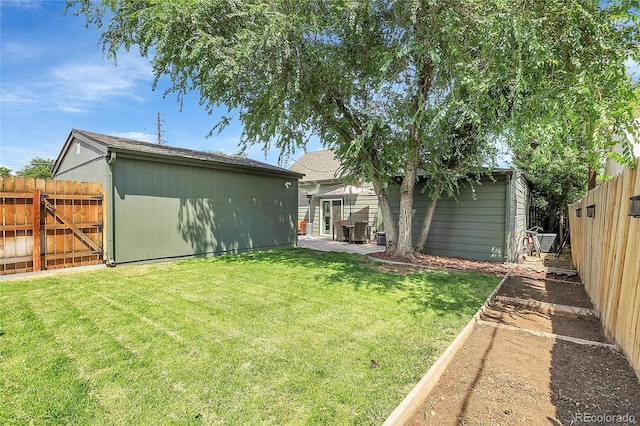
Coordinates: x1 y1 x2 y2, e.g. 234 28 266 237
410 325 640 425
481 302 607 343
404 274 640 425
541 250 575 269
497 276 593 308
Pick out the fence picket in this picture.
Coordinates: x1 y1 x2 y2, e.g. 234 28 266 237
569 158 640 379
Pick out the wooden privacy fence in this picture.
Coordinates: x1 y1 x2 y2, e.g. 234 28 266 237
569 157 640 379
0 177 103 275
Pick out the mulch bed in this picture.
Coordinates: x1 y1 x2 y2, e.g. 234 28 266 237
369 251 580 282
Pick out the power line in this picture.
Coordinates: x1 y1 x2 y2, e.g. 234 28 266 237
0 160 55 166
140 113 166 145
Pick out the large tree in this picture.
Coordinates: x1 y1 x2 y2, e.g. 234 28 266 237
68 0 639 257
0 166 11 177
17 158 54 180
507 1 640 188
513 142 590 237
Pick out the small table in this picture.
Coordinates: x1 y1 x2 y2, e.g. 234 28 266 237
342 224 355 243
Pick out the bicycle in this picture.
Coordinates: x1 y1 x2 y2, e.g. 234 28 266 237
514 226 543 259
524 226 543 257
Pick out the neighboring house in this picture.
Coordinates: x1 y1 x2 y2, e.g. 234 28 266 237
290 150 532 262
604 123 640 177
53 129 303 265
289 150 380 237
604 143 640 176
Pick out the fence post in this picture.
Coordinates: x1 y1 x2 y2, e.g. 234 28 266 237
32 190 41 272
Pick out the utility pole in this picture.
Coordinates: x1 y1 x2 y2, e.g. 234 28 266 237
157 112 163 145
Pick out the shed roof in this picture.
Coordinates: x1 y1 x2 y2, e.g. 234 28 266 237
288 149 342 182
53 129 303 178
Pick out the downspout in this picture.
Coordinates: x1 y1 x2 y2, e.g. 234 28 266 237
106 151 116 266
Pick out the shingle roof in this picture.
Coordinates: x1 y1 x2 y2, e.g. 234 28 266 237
288 150 342 181
66 129 302 178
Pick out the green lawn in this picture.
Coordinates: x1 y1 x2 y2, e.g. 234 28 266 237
0 249 499 425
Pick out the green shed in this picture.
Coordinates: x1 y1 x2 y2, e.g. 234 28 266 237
53 129 303 265
387 171 531 262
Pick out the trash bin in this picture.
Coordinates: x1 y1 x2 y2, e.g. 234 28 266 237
536 233 557 252
376 232 386 246
306 222 313 236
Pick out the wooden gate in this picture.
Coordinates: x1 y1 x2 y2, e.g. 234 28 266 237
0 177 103 276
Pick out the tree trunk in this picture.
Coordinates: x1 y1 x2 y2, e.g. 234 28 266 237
372 179 398 253
546 205 557 233
558 202 565 243
395 159 418 257
588 165 597 190
390 56 432 258
415 194 439 253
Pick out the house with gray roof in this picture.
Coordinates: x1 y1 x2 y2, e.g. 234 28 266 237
289 150 380 238
291 149 533 262
53 129 303 264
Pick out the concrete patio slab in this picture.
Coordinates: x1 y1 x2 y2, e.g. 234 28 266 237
297 236 385 255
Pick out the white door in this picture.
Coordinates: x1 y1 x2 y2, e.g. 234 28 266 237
320 199 342 236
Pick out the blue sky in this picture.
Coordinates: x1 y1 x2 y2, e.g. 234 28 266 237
1 1 638 174
1 0 321 173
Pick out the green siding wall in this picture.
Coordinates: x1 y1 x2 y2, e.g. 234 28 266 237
505 172 531 262
111 157 298 263
388 176 508 261
54 140 108 186
512 172 530 234
55 159 108 186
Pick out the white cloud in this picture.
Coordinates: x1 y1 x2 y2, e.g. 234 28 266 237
0 145 52 155
49 54 153 107
2 52 154 113
111 131 156 143
52 56 151 97
0 84 39 106
1 41 44 61
1 0 41 8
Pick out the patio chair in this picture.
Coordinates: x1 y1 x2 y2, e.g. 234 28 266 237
352 221 368 244
334 221 347 242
